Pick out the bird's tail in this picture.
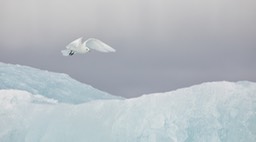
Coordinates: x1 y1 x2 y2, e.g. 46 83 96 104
61 49 71 56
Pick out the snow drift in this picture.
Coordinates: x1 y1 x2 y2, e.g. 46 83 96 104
0 63 255 142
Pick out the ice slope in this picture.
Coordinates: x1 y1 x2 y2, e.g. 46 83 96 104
1 80 256 142
0 62 120 104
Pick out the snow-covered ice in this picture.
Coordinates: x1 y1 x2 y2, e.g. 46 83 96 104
0 62 256 142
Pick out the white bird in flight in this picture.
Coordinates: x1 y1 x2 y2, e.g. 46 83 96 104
61 37 116 56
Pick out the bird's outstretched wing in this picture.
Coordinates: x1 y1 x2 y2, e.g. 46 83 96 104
84 38 116 52
66 37 83 49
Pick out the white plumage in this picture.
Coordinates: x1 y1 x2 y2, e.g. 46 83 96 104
61 37 116 56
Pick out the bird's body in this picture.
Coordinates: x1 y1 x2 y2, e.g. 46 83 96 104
61 37 115 56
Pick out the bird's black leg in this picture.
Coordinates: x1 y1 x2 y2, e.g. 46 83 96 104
69 50 74 56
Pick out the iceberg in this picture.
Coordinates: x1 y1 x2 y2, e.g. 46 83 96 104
0 62 255 142
0 62 120 104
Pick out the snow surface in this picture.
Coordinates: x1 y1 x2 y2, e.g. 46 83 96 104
0 63 256 142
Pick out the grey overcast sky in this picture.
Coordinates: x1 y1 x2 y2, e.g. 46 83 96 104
0 0 256 98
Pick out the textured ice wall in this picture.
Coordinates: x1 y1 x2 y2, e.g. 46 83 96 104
0 81 256 142
0 62 120 104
